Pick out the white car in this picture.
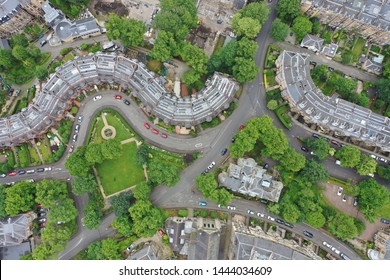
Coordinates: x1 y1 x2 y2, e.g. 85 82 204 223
379 157 388 163
370 154 378 160
367 173 374 177
322 241 332 248
257 212 265 218
247 209 255 215
44 167 52 171
227 205 236 210
331 247 341 255
207 161 216 170
267 216 275 221
335 160 341 165
337 187 343 196
93 95 102 101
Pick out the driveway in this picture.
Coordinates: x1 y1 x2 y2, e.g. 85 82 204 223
321 182 385 241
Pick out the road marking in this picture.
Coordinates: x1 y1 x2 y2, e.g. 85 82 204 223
195 143 203 148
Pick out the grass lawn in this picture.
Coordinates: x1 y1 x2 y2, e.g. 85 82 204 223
352 37 365 62
17 144 30 167
92 117 105 144
146 60 163 75
377 203 390 219
213 35 226 54
105 114 133 142
265 70 276 87
28 145 41 165
97 142 145 196
149 147 186 169
63 53 75 63
37 138 52 163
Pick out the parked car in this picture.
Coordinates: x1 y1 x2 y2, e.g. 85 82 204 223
114 95 122 100
40 40 47 47
18 170 26 175
276 218 285 225
151 128 159 134
380 218 390 224
36 168 44 172
75 124 80 133
26 169 35 174
322 241 332 248
127 244 135 251
312 133 321 139
207 161 216 170
227 205 236 210
44 167 52 171
69 145 74 153
331 140 340 146
331 247 341 255
221 148 228 156
335 159 341 165
247 209 255 215
303 231 314 238
284 222 294 229
328 67 334 72
0 173 6 178
263 163 269 169
72 134 78 142
370 154 378 160
353 197 358 207
77 115 83 123
93 95 102 101
161 133 168 139
267 215 275 221
379 157 388 163
38 218 46 223
144 122 150 129
257 212 265 218
124 99 130 105
340 253 350 260
198 201 207 206
231 138 235 143
342 195 347 202
301 146 309 152
158 229 165 236
337 187 343 196
239 125 245 130
367 173 374 178
260 199 269 205
8 171 16 176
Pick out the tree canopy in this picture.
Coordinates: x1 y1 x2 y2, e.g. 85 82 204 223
239 2 270 26
358 179 390 222
181 42 208 75
35 180 68 208
276 0 301 22
5 182 36 216
271 18 289 42
232 14 261 39
148 159 180 186
65 146 93 176
83 198 103 230
105 13 146 47
85 143 104 165
133 182 152 201
356 154 377 176
195 174 233 206
336 145 361 168
150 31 179 62
110 192 134 217
49 198 78 224
101 139 123 160
72 174 98 196
327 213 358 240
129 200 166 237
299 159 329 183
0 185 7 219
292 16 313 41
305 138 330 160
86 238 122 260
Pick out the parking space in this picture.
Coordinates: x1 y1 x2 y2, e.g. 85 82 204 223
322 182 385 240
122 0 159 24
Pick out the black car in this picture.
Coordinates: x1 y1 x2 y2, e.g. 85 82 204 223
284 222 294 229
231 138 235 143
260 199 268 205
312 133 321 139
380 218 390 224
18 170 26 175
124 99 130 105
221 148 228 156
301 146 309 152
37 168 44 172
276 218 285 225
328 67 334 72
263 163 269 169
303 231 314 238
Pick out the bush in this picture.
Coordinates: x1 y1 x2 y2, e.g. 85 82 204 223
178 209 188 217
60 47 73 56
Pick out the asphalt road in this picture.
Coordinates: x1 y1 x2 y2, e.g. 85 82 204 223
1 1 384 260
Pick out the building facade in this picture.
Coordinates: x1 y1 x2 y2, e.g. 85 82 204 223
302 0 390 45
0 0 43 38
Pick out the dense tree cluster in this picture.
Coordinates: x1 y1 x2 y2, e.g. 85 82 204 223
147 159 180 187
86 238 122 260
105 13 146 47
271 18 289 42
292 16 313 41
276 0 301 22
305 138 330 160
358 179 390 222
195 173 233 206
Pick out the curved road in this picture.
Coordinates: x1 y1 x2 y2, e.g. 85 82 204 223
1 1 384 260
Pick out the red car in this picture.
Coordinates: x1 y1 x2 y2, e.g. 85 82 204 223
152 129 159 135
158 229 165 236
8 171 16 176
239 125 245 130
161 133 168 139
144 122 150 129
114 95 122 100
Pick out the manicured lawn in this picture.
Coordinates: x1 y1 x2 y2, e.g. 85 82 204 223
377 203 390 220
352 37 365 62
37 138 52 163
16 144 30 167
63 53 74 63
97 142 145 196
105 114 133 142
28 145 41 165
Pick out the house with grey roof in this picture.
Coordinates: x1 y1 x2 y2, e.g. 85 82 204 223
362 58 383 75
0 53 238 148
218 158 283 202
41 1 63 27
127 243 159 260
276 50 390 152
187 217 225 260
165 217 191 253
321 43 338 57
229 220 320 260
300 34 324 53
0 212 36 247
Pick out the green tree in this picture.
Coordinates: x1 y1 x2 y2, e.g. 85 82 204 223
10 34 29 48
236 37 258 59
195 173 218 198
306 211 326 228
292 16 313 41
232 14 261 39
277 147 306 173
32 244 55 260
49 198 78 224
311 18 321 34
336 145 361 168
276 0 301 22
383 61 390 79
85 143 104 164
271 18 289 42
300 159 329 183
150 31 179 62
135 144 150 166
5 182 35 216
41 222 74 252
356 154 377 176
12 45 30 62
327 213 358 240
0 185 7 219
267 99 278 110
240 2 270 25
112 215 133 237
281 202 301 224
35 180 68 208
268 203 280 215
0 49 14 68
26 44 41 59
220 40 238 69
101 139 123 160
129 200 166 237
65 146 93 176
84 198 103 230
72 174 98 195
232 57 258 83
110 192 134 217
181 43 208 75
377 78 390 103
305 138 330 160
377 165 390 181
358 179 390 222
148 159 180 186
105 13 146 47
35 65 49 81
87 238 122 260
133 182 152 201
182 69 201 87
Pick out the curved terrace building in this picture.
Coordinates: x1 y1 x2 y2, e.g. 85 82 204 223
0 53 238 148
276 51 390 152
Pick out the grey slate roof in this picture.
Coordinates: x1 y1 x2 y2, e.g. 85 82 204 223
0 213 35 247
127 244 157 260
42 1 62 26
0 38 10 49
321 43 338 57
300 34 324 52
0 53 238 147
276 50 390 151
